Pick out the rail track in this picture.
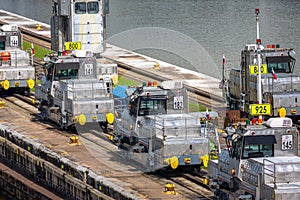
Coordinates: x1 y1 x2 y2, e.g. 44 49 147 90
151 170 215 200
1 92 215 199
1 22 224 199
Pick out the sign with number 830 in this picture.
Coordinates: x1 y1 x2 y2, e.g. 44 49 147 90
250 64 267 75
250 104 271 116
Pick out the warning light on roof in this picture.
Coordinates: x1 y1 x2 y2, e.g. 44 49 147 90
256 39 261 45
153 81 157 87
255 8 260 14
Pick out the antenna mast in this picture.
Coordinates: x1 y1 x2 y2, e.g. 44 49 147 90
256 8 263 123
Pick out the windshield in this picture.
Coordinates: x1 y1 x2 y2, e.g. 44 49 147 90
138 96 167 116
75 2 99 14
54 68 78 81
267 56 291 73
242 144 273 158
242 135 276 159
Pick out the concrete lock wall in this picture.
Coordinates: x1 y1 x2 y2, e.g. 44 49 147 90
0 124 139 200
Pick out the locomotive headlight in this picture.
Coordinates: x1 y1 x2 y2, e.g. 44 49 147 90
129 124 133 130
78 114 86 126
106 113 114 124
27 79 34 89
290 109 296 115
2 80 9 90
231 168 236 176
277 108 286 118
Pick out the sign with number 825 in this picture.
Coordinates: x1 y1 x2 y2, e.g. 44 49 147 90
250 104 271 115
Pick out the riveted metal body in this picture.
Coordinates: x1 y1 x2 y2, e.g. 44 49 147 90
208 117 300 199
113 81 219 171
225 45 300 121
0 24 34 93
51 0 108 55
35 51 114 130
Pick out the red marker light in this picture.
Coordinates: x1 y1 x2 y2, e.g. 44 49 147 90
271 44 275 48
255 8 260 14
256 39 261 45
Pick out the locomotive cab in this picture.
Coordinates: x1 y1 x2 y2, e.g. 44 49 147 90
35 51 114 130
226 45 300 121
228 133 275 160
208 117 300 199
128 91 167 117
114 81 219 171
45 60 79 81
0 24 34 93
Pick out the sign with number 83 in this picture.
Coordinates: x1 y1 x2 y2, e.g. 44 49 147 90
250 64 267 75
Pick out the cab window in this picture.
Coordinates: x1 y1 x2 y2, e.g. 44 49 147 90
267 56 291 73
87 2 99 14
75 2 86 14
268 62 290 73
242 135 276 159
54 69 78 81
242 144 273 158
0 42 4 50
231 139 242 159
138 97 166 116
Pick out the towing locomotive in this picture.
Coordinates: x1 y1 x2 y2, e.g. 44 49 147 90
210 9 300 199
223 9 300 121
51 0 118 85
207 117 300 199
225 45 299 120
113 81 219 171
35 50 114 130
0 24 35 93
51 0 109 55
